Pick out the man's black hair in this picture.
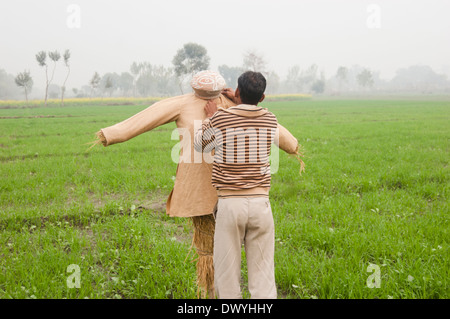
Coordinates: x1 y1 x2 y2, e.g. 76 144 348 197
237 71 266 105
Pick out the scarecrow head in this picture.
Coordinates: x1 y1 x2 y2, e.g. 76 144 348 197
190 70 226 100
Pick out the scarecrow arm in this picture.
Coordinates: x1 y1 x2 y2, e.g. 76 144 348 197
275 123 298 155
97 96 182 147
275 123 306 174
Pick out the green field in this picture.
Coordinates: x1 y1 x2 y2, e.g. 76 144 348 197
0 97 448 299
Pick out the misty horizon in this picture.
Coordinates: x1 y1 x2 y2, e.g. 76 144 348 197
1 0 450 95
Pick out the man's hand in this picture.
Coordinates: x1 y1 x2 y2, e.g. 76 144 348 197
221 88 236 103
204 100 218 118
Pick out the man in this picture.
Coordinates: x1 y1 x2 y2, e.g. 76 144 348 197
94 70 300 298
194 71 283 299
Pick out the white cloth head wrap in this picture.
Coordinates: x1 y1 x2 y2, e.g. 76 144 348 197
190 70 226 99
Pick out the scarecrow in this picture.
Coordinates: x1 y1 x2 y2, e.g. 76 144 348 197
92 70 302 298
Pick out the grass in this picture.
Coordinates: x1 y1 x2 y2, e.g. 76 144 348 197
0 94 311 110
0 97 448 299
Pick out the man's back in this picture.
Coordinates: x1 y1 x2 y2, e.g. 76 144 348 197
203 104 278 191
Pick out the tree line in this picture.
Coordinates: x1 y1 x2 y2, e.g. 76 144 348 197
3 42 450 101
13 49 71 105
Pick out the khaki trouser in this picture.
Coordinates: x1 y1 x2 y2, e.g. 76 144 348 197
214 196 277 299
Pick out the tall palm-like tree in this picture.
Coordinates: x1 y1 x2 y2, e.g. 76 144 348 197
35 51 49 105
61 50 71 106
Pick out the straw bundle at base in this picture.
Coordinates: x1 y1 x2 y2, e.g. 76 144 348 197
189 214 215 299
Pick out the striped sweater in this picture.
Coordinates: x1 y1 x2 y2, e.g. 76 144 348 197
194 104 278 195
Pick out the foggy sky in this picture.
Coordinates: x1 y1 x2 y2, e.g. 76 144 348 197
1 0 449 90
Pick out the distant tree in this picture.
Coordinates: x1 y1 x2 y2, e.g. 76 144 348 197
218 65 243 88
48 50 61 86
130 62 143 97
99 73 121 97
301 64 319 91
390 65 449 92
134 63 178 97
61 49 71 106
284 65 302 93
265 71 280 94
119 72 134 96
152 65 177 96
311 80 325 94
35 51 49 105
172 42 210 94
136 63 155 97
357 69 374 90
104 76 113 97
89 72 101 97
311 71 326 94
14 70 33 102
242 50 268 75
0 69 22 99
336 66 348 92
283 64 318 93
